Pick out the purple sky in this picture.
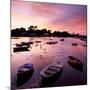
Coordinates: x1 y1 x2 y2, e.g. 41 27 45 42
11 0 87 35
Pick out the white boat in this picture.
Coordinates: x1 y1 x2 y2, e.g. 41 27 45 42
40 62 63 79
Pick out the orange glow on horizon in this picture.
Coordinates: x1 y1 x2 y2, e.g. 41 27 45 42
11 1 87 35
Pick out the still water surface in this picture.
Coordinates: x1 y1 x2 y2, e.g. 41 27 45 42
11 37 87 89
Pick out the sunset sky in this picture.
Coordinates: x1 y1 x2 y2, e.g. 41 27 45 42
11 0 87 35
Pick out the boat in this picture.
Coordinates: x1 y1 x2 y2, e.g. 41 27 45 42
13 46 29 52
40 62 63 87
16 63 34 87
68 56 83 72
16 43 23 47
72 43 78 46
82 44 87 47
21 41 33 45
60 39 64 41
46 41 57 45
35 40 41 43
40 62 63 79
49 38 53 40
80 38 87 42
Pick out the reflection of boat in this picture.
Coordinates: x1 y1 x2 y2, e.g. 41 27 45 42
21 41 33 45
60 39 64 41
16 63 34 87
13 46 29 52
40 62 63 87
46 41 57 44
68 56 83 72
72 43 78 46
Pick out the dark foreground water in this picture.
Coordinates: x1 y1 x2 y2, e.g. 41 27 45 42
11 37 87 89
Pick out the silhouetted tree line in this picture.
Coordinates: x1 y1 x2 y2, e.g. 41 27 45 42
11 25 87 38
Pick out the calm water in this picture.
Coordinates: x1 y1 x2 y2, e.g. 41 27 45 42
11 37 87 89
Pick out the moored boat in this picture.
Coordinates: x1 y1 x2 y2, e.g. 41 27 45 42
40 62 63 79
80 38 87 42
46 41 57 44
13 46 29 52
16 63 34 87
16 43 23 47
35 40 41 43
60 39 64 41
21 41 33 45
72 43 78 46
68 56 83 72
40 62 63 87
82 44 87 47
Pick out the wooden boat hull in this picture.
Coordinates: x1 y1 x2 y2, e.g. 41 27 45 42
72 43 78 46
68 56 83 72
16 64 34 87
13 46 29 52
21 42 33 45
16 43 23 47
60 39 64 41
40 69 63 87
40 62 63 79
46 41 57 44
40 62 63 87
35 41 41 43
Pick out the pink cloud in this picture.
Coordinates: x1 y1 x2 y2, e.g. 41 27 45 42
11 0 87 35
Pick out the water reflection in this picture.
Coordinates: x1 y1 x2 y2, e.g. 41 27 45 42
11 37 87 89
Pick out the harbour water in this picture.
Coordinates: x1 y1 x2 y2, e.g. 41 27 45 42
11 37 87 89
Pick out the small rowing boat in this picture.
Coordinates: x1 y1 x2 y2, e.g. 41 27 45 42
60 39 64 41
21 41 33 45
40 62 63 79
40 62 63 87
46 41 57 45
13 46 29 52
16 63 34 87
72 43 78 46
68 56 83 72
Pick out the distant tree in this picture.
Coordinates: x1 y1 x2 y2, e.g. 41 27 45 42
53 31 61 37
15 28 20 31
34 26 38 30
19 27 26 32
35 29 42 36
28 25 33 30
41 28 48 33
48 30 51 34
28 25 37 31
11 25 83 38
76 33 79 37
11 28 20 36
61 31 70 37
